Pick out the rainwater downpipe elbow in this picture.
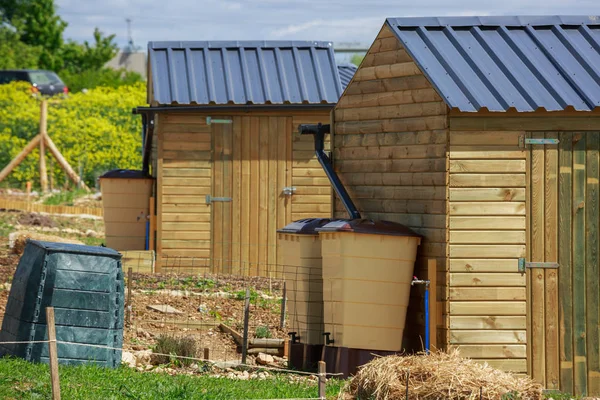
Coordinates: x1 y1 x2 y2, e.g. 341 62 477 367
298 123 361 219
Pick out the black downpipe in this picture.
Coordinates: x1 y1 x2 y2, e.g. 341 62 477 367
140 111 154 176
298 123 361 219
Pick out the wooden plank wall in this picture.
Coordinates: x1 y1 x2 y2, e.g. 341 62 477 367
447 130 528 373
156 114 213 268
291 116 332 220
332 25 448 351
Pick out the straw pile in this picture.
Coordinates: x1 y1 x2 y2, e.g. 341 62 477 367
341 350 543 400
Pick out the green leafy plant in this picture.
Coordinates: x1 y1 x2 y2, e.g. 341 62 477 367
254 326 272 339
234 288 259 302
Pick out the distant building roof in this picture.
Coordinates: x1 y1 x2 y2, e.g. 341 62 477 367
386 15 600 112
337 63 358 90
148 41 343 106
106 51 147 79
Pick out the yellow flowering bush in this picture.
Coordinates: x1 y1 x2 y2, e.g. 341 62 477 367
0 82 145 188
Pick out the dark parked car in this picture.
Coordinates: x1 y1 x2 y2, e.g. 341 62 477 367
0 70 68 95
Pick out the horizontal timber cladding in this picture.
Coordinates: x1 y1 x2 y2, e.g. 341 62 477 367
291 116 332 221
331 24 448 352
156 114 213 267
448 129 527 373
154 110 332 274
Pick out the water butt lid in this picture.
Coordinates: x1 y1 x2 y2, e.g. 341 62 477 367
277 218 332 234
99 169 152 179
315 219 421 237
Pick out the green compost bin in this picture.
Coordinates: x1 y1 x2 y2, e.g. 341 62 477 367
0 240 124 367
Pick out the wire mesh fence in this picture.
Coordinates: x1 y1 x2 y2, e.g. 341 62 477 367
123 248 326 370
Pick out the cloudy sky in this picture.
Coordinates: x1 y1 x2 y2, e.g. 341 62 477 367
56 0 599 53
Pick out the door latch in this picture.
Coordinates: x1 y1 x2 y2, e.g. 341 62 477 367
205 195 233 205
518 258 559 274
519 135 560 148
282 187 296 196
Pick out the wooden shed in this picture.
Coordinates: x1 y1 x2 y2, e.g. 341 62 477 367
331 15 600 395
137 40 346 275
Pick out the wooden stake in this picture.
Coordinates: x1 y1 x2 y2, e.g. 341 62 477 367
46 307 61 400
49 157 54 191
39 100 48 193
427 259 437 349
279 281 287 329
241 288 250 365
149 197 155 251
318 361 326 399
26 181 32 200
203 347 210 361
126 268 133 325
43 135 90 192
0 135 42 183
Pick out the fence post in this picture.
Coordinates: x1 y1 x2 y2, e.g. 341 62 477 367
318 361 326 399
241 288 250 364
126 268 133 326
46 307 61 400
279 281 287 329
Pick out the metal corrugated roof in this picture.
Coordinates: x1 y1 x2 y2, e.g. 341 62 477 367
148 41 342 106
337 63 358 90
386 16 600 112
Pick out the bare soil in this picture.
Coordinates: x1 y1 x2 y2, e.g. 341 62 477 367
17 212 56 228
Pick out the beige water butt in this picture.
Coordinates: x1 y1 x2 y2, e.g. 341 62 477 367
99 169 154 251
277 218 331 345
317 219 421 351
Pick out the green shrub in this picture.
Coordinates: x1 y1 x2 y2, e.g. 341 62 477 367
0 81 145 188
255 326 272 339
61 68 144 93
153 335 198 367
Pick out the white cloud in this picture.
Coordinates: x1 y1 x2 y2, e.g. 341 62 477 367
56 0 600 49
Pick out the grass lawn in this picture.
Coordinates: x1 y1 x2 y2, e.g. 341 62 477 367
0 358 346 399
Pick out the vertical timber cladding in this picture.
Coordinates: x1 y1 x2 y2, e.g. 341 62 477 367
210 114 332 277
211 116 293 277
332 24 448 351
448 131 527 373
527 132 600 396
157 113 213 270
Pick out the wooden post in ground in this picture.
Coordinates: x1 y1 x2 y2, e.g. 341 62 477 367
26 181 32 200
46 307 61 400
39 100 48 193
318 361 326 399
149 197 155 251
427 259 437 350
203 348 210 361
0 135 42 183
43 135 90 192
126 268 133 326
279 281 287 329
241 288 250 365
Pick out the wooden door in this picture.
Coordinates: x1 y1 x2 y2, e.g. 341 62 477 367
211 116 293 277
527 131 599 396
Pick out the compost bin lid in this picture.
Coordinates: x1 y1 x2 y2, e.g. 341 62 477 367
28 240 122 258
99 169 152 179
277 218 332 234
315 219 421 237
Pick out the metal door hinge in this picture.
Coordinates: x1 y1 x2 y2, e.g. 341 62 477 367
518 258 559 274
519 135 560 148
283 186 296 196
205 195 232 205
206 117 232 125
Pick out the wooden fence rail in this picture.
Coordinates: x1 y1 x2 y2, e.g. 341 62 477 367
0 199 103 217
